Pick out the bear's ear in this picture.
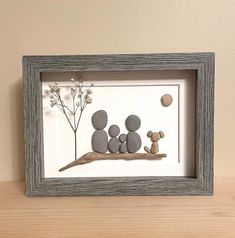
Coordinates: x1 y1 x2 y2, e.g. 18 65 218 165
159 131 165 138
147 131 153 137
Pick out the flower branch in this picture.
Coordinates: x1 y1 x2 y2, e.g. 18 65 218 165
44 77 94 160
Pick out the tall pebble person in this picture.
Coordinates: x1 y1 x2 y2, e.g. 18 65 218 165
125 115 142 153
108 124 120 153
91 110 108 153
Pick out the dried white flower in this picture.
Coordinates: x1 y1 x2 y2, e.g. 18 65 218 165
78 80 83 88
87 89 92 94
55 87 60 94
85 95 92 104
50 101 57 107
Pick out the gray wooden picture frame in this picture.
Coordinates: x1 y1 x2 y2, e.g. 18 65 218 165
23 53 214 197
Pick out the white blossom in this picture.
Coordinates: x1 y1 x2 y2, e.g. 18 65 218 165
85 95 92 104
87 89 92 94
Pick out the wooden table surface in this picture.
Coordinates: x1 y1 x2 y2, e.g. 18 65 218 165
0 178 235 238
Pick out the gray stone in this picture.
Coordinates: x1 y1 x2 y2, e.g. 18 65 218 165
127 132 142 153
119 134 127 143
91 110 108 130
108 125 120 137
108 137 119 153
92 130 108 153
119 143 127 153
125 115 141 132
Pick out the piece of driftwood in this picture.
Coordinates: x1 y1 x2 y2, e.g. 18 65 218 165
59 152 167 172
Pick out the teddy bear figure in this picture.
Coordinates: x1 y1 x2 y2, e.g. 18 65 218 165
144 130 165 154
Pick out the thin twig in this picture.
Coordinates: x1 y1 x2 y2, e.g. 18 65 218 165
57 104 74 114
72 94 77 160
76 109 83 131
58 94 75 131
55 105 64 113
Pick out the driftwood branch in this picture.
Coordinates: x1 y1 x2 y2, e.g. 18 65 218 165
59 152 167 172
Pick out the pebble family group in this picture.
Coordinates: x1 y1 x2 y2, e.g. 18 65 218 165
91 110 142 154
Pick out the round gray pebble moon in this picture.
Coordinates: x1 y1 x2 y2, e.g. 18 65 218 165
119 143 127 153
127 132 142 153
92 130 108 153
108 125 120 137
125 115 141 132
119 133 127 143
91 110 108 130
108 137 119 153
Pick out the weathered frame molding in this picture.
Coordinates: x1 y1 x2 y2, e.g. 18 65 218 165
23 53 214 196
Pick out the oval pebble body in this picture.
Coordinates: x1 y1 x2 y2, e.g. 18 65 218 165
91 130 108 153
126 132 142 153
108 137 119 153
119 143 127 153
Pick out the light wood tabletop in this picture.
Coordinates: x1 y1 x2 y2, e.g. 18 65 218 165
0 178 235 238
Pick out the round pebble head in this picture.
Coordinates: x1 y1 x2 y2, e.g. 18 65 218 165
151 132 161 142
161 94 173 107
108 125 120 137
125 115 141 132
119 134 127 143
91 110 108 130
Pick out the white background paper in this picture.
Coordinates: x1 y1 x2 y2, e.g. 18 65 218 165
42 71 195 177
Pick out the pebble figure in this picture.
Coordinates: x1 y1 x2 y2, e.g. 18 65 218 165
91 110 108 153
125 115 142 153
119 134 127 153
144 130 165 154
108 125 120 153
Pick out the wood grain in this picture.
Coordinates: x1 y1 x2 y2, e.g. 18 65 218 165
0 178 234 238
59 152 167 172
23 53 214 196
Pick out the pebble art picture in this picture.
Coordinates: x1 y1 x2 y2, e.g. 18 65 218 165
44 77 171 172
